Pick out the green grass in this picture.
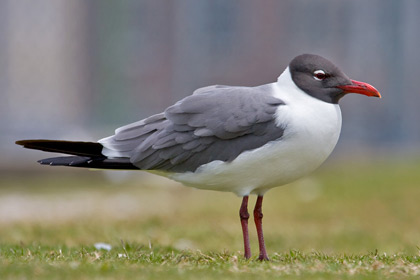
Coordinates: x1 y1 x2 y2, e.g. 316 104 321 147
1 245 419 279
1 157 420 279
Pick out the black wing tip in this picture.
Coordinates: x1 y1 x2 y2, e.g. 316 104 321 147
16 139 33 146
37 158 56 165
37 156 139 170
16 139 55 147
15 139 104 157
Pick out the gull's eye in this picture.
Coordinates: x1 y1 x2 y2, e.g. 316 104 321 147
313 70 327 81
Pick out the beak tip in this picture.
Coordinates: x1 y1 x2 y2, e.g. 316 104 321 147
339 80 382 99
372 89 382 99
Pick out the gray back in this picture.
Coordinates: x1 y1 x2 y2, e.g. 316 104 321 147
102 84 285 172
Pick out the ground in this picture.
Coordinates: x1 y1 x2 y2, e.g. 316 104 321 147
0 157 420 279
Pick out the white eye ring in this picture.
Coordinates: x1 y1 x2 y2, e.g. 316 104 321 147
313 70 326 81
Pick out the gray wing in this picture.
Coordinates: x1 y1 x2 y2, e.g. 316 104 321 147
100 84 285 173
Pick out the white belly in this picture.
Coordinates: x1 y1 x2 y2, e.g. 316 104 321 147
162 83 342 196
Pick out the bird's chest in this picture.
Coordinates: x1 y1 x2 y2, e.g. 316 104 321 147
276 102 341 169
279 101 342 151
239 87 343 194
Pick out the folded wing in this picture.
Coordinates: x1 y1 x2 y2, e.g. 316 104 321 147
100 84 285 173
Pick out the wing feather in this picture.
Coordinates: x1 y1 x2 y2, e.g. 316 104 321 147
100 84 285 172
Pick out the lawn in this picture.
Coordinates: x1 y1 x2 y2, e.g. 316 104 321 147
1 157 420 279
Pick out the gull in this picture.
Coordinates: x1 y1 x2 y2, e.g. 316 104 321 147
16 54 381 260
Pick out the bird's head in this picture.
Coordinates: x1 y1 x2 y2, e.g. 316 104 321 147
289 54 381 104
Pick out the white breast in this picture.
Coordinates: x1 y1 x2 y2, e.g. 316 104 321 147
165 68 342 196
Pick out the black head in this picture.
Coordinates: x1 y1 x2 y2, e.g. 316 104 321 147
289 54 381 104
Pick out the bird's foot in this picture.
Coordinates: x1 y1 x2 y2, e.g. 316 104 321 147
258 254 269 261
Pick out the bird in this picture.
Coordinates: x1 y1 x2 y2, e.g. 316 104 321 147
16 54 381 261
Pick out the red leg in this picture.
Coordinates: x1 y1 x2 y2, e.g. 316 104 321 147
239 196 251 259
254 195 269 261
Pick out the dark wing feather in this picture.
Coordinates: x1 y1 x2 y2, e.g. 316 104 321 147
38 156 137 169
100 84 285 172
16 140 103 157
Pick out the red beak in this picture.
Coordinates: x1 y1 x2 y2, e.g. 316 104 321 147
337 80 381 98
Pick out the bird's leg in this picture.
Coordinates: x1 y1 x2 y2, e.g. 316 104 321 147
254 195 269 261
239 196 251 259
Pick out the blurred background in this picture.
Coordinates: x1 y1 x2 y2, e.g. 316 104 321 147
2 0 420 169
0 0 420 253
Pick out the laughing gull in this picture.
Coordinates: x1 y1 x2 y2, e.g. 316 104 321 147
16 54 381 260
